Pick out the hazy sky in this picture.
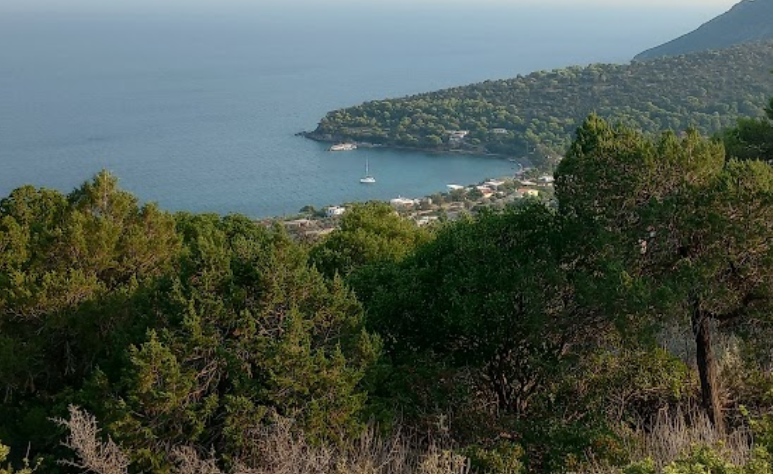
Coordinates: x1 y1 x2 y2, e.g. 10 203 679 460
1 0 741 10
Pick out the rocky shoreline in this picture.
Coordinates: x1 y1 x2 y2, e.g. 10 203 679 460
259 161 554 242
297 130 519 161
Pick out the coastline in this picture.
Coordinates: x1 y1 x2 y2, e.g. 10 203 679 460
261 150 552 240
297 130 518 162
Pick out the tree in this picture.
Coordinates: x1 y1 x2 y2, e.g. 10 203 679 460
0 172 180 455
556 116 773 432
722 96 773 162
93 214 379 472
309 202 430 278
352 205 583 418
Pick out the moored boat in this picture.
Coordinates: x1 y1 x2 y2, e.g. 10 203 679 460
329 143 357 151
360 159 376 184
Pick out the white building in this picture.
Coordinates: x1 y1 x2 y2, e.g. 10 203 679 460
484 180 505 188
325 206 346 217
447 130 470 145
390 197 417 209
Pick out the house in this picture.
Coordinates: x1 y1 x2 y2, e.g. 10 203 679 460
538 175 555 184
447 130 470 145
325 206 346 217
492 128 508 134
484 180 505 188
476 186 495 198
517 188 540 198
284 218 314 228
415 216 440 227
390 197 417 209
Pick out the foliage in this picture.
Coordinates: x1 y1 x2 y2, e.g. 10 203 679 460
556 115 773 432
352 205 580 419
57 406 473 474
6 95 773 474
623 446 771 474
0 175 379 473
722 96 773 162
309 201 430 278
89 213 380 472
311 42 773 169
0 442 37 474
462 443 524 474
0 170 181 455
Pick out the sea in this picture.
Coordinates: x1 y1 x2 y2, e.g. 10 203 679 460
0 1 734 218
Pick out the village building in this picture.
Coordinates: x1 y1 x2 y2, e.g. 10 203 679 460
284 218 314 228
390 197 417 209
484 179 505 188
475 186 495 198
325 206 346 217
517 188 540 198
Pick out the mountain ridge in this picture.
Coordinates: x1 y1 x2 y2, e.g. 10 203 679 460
635 0 773 60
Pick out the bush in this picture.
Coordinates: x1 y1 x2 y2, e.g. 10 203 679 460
623 445 771 474
462 443 524 474
0 442 37 474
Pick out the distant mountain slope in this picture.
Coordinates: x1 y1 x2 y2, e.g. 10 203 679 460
635 0 773 61
308 42 773 169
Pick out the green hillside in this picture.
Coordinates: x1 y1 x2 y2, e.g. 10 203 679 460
635 0 773 61
6 109 773 473
308 41 773 169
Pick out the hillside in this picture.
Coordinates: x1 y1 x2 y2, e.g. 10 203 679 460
308 41 773 169
635 0 773 61
6 113 773 472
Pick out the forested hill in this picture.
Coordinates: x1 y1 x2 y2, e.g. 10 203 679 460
308 41 773 169
635 0 773 61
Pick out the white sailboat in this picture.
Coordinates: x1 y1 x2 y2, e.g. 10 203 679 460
360 159 376 184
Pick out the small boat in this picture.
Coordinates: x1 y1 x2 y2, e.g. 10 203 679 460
329 143 357 151
360 159 376 184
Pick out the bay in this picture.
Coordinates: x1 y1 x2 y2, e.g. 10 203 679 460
0 2 731 217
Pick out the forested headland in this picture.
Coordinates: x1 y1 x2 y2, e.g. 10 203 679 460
307 41 773 170
3 92 773 474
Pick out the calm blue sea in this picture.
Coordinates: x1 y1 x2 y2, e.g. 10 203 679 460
0 2 731 217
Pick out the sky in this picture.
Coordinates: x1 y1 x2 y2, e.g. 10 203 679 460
0 0 743 44
0 0 741 11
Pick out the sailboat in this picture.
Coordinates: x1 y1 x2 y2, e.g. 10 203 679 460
360 159 376 184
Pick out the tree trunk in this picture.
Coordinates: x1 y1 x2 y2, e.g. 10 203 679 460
692 297 725 434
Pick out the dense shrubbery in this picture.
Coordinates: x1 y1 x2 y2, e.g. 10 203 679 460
0 175 379 473
4 99 773 473
311 42 773 169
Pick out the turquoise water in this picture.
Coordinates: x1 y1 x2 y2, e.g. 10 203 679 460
0 3 730 217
